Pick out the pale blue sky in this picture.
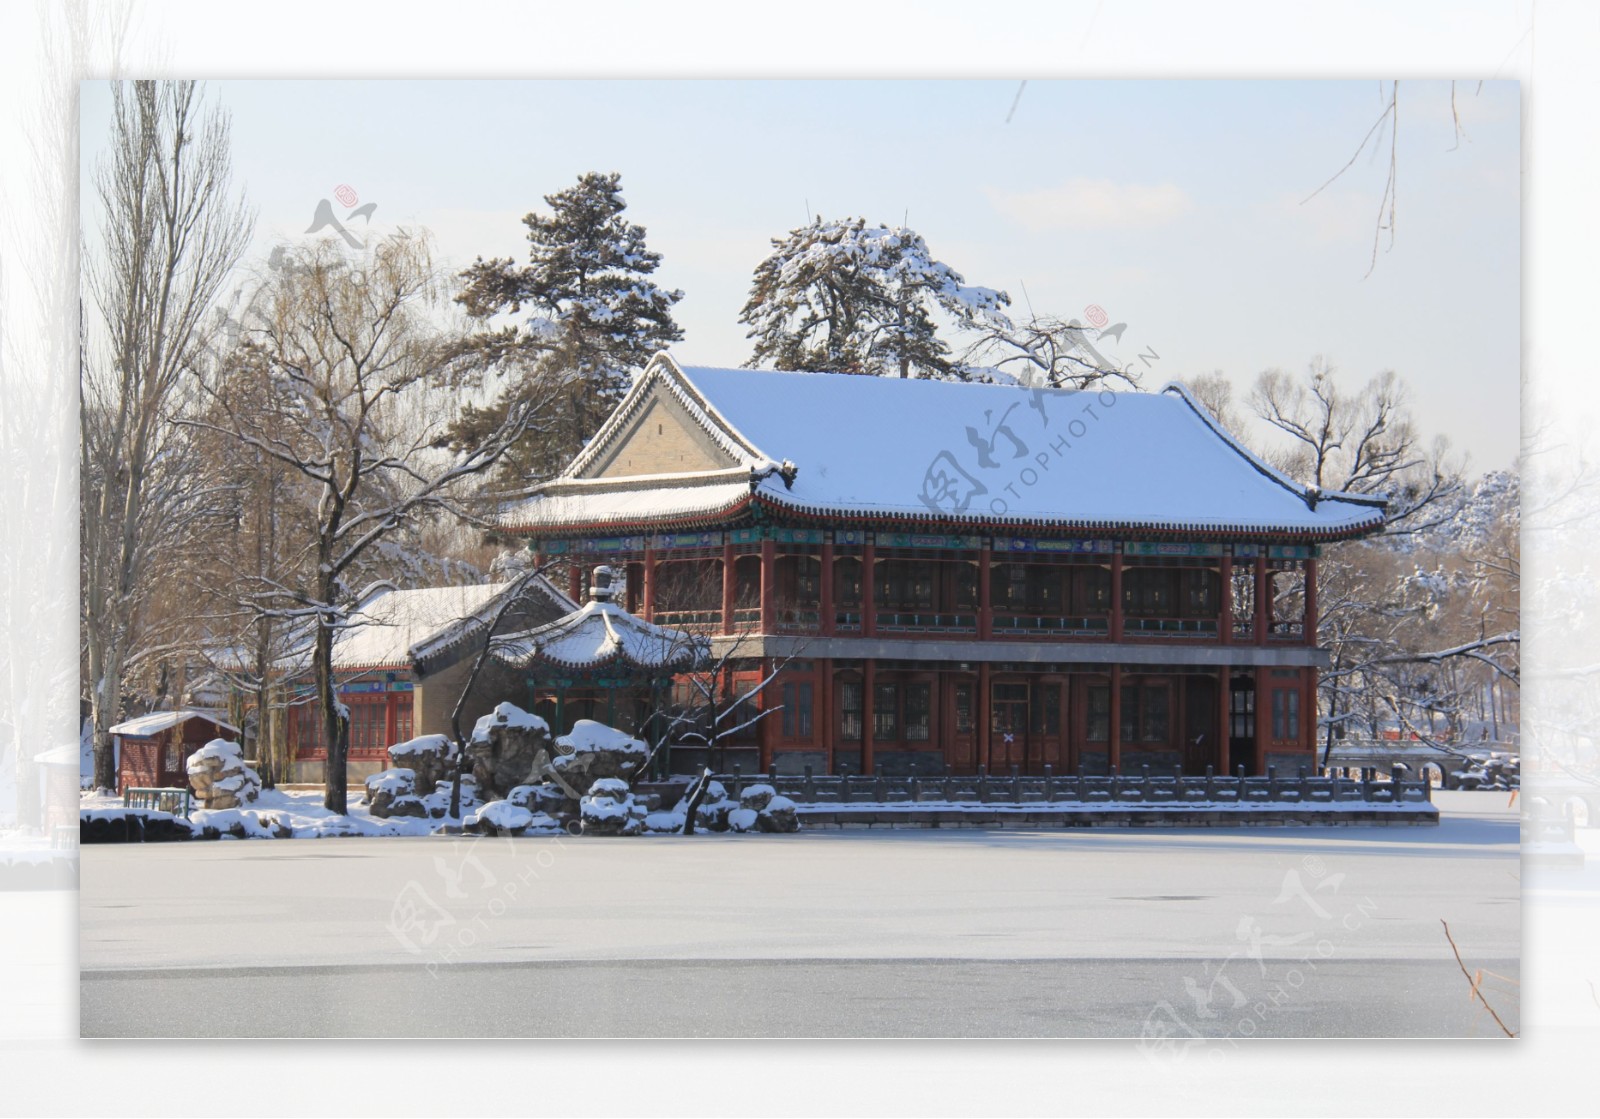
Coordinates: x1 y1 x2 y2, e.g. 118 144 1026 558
81 79 1521 469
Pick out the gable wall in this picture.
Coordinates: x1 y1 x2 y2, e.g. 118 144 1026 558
589 393 732 478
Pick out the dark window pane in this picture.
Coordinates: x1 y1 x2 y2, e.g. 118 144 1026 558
904 683 931 741
1087 685 1109 742
838 681 863 741
1141 686 1169 743
873 683 899 741
954 683 974 734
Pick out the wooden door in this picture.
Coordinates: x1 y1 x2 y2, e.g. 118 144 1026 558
990 682 1029 771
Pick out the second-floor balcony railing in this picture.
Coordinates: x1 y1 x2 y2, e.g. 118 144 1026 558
775 608 821 633
992 614 1110 637
1269 620 1305 640
875 611 978 634
652 609 722 630
1123 616 1220 638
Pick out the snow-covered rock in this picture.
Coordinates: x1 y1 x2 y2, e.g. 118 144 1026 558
758 793 800 833
739 783 776 812
387 734 456 794
364 768 416 817
549 719 650 797
467 702 552 799
579 777 647 836
185 738 261 809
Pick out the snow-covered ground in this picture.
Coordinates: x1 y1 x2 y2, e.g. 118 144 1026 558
80 786 446 839
79 791 1519 973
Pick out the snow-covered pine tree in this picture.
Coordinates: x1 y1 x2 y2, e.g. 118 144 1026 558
454 172 684 482
739 217 1010 379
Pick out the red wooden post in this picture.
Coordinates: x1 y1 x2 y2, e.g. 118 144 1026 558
1254 554 1268 645
1109 664 1123 773
1217 667 1231 774
977 661 991 773
642 543 656 621
568 561 583 603
759 536 777 634
1304 666 1317 754
721 540 736 635
1219 551 1233 645
820 535 835 636
862 536 877 637
1255 666 1272 774
758 657 774 773
978 541 992 639
862 659 876 775
1110 549 1124 642
1304 556 1318 646
820 658 834 774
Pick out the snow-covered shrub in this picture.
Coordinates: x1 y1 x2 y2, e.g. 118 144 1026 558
758 793 800 833
739 783 776 812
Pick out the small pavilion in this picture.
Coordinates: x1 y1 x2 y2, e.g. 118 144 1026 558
446 566 707 756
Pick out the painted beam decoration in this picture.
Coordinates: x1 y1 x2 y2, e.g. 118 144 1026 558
994 536 1114 554
877 532 984 550
1124 541 1225 558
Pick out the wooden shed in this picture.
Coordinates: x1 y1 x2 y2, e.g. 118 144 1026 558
110 709 240 792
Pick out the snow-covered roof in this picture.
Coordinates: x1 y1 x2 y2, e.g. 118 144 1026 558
500 353 1387 541
334 575 575 672
486 569 707 673
405 573 576 673
109 709 239 738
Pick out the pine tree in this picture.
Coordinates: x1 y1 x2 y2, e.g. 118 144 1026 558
454 172 684 482
739 217 1009 379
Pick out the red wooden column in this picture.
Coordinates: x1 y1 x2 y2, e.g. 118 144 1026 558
1304 666 1318 755
642 543 656 621
977 661 991 771
861 659 876 775
819 535 835 636
978 540 993 639
568 560 583 603
758 657 774 773
1109 664 1123 774
720 539 735 636
759 536 777 634
820 658 834 773
1219 551 1233 645
1304 556 1318 646
1216 667 1231 773
1254 666 1272 774
1110 549 1125 642
1253 554 1268 645
861 535 878 637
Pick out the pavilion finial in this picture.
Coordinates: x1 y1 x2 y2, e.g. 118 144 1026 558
589 564 620 603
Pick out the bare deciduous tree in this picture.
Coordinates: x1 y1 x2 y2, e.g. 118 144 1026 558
188 231 566 812
80 80 253 790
